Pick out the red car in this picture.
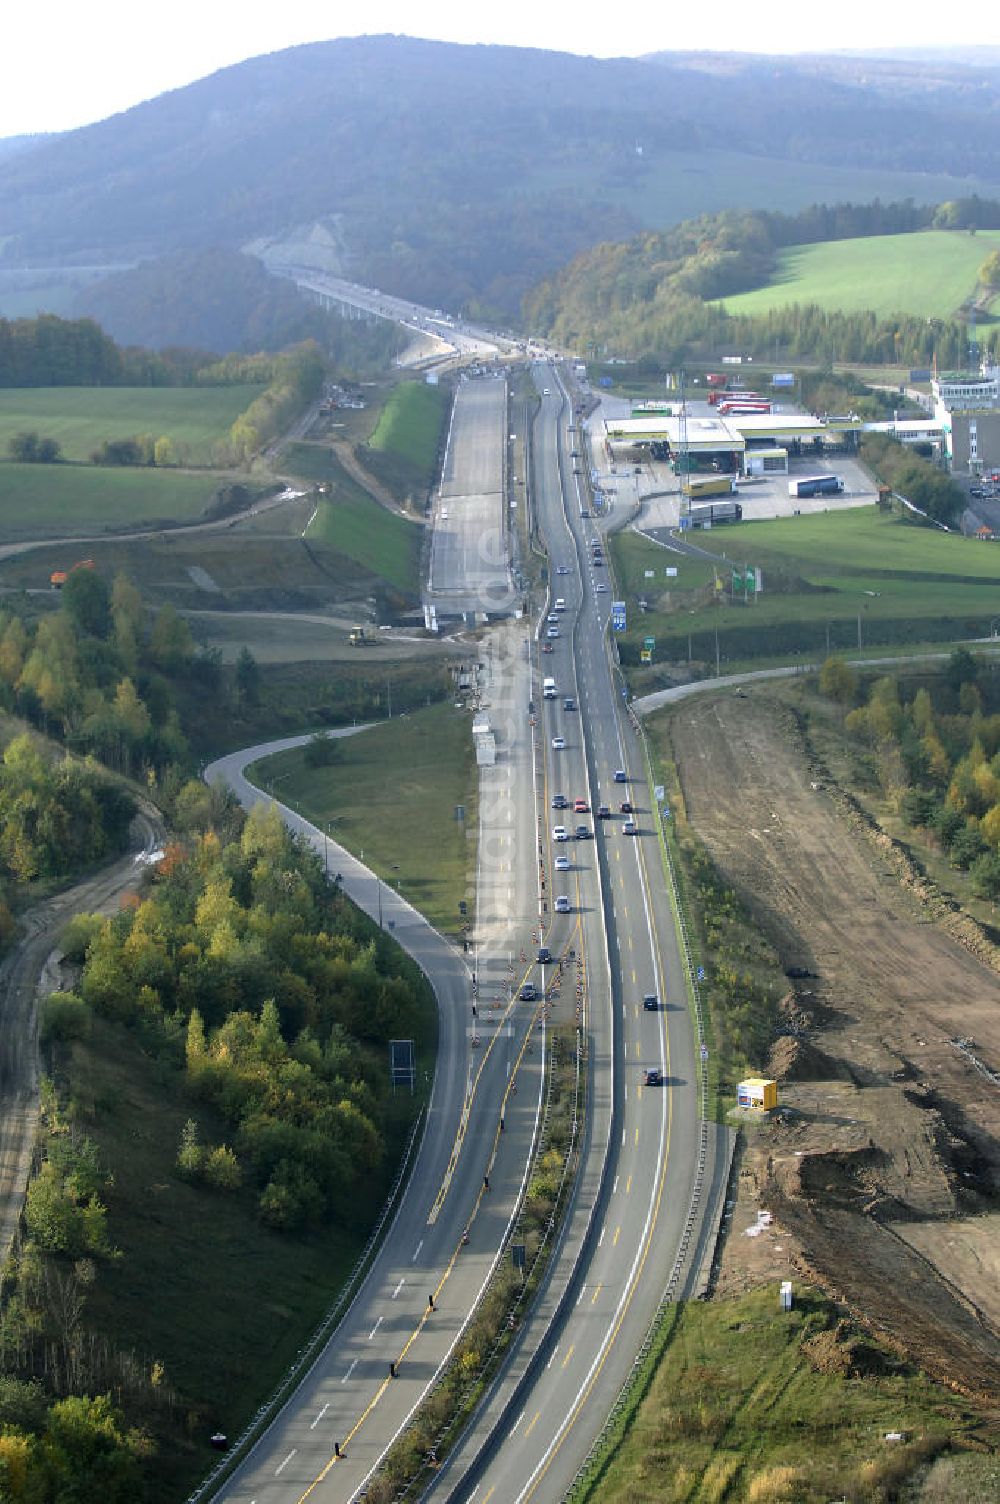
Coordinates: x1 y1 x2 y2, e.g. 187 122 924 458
574 797 589 813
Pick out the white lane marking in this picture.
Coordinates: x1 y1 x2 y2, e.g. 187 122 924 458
275 1450 296 1476
598 1225 606 1247
342 1358 358 1383
613 1174 619 1195
311 1403 329 1430
392 1279 405 1299
412 1239 423 1261
369 1316 383 1340
547 1347 558 1370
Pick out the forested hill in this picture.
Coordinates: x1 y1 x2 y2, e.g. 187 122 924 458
2 37 1000 322
525 199 1000 367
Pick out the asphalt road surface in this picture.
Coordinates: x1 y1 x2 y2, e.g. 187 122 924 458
429 377 513 613
425 369 719 1503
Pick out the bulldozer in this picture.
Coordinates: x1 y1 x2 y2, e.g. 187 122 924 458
348 625 371 647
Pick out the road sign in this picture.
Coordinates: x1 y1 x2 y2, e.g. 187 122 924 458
696 965 706 981
665 566 678 577
700 1044 709 1062
654 785 665 803
612 601 627 632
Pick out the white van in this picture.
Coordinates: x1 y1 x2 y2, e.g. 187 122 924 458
543 677 557 699
554 597 566 611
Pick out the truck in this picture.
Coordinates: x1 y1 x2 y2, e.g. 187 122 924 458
348 625 371 646
708 388 760 407
688 500 743 526
706 372 727 388
718 400 771 416
49 558 95 589
682 474 736 499
543 677 557 699
788 475 844 498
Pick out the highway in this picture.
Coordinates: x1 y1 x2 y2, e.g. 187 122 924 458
202 356 728 1504
425 368 726 1503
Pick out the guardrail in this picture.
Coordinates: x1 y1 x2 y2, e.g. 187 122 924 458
387 1025 585 1501
185 1108 425 1504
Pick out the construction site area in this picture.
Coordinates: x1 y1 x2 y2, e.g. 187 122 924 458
663 689 1000 1410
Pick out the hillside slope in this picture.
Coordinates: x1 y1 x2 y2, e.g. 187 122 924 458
2 38 1000 322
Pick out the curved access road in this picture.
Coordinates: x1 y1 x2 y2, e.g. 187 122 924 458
0 805 164 1264
202 707 548 1504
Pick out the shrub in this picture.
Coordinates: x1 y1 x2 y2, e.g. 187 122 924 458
40 991 91 1044
203 1145 242 1192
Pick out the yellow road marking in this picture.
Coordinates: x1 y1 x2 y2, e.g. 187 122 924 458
525 1411 541 1438
613 1225 621 1246
561 1344 575 1369
591 1284 602 1304
625 1174 632 1194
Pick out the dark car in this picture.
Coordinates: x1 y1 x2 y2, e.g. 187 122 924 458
597 804 611 819
564 697 576 711
613 769 628 783
644 1067 663 1086
552 793 568 809
575 824 591 840
643 994 658 1011
537 947 552 965
520 983 537 1001
620 801 633 815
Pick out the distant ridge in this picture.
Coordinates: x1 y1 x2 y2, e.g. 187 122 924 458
0 35 998 329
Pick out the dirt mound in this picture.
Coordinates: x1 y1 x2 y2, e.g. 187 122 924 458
768 1034 836 1081
803 1319 896 1378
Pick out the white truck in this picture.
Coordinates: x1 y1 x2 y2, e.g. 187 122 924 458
543 677 557 699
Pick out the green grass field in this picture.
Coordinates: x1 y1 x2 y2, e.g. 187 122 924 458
0 463 224 539
582 1286 986 1504
251 702 477 935
364 381 450 503
307 495 421 596
0 385 264 465
612 509 1000 677
717 230 1000 321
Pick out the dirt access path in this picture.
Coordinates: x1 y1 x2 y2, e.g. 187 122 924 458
0 806 164 1264
329 439 423 520
670 691 1000 1403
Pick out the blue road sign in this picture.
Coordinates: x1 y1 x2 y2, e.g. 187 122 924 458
612 601 627 632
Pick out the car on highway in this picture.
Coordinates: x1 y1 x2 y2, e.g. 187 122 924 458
592 556 603 567
554 854 570 871
614 769 628 783
597 803 611 819
595 582 607 593
554 895 570 913
547 612 559 624
620 800 634 814
537 946 552 964
557 565 570 575
575 824 591 840
564 697 576 711
552 793 568 809
552 736 566 750
644 1067 663 1086
520 983 537 1001
441 508 449 520
543 387 551 395
547 626 560 638
623 818 638 835
643 994 659 1012
574 797 589 813
553 825 568 841
542 642 554 653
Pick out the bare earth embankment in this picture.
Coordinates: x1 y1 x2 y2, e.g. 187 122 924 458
670 693 1000 1404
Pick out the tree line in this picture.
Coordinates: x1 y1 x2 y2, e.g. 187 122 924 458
820 649 1000 898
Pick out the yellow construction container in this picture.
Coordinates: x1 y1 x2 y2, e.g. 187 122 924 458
737 1077 778 1112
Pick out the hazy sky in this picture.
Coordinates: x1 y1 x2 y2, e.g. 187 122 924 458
4 1 985 138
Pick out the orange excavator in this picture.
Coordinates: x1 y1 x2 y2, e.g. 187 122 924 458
50 559 96 589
